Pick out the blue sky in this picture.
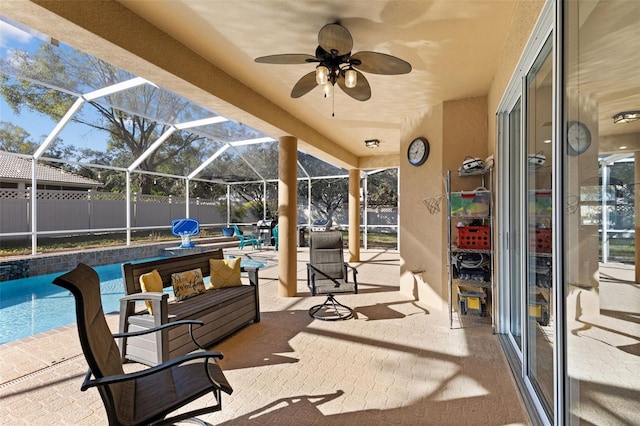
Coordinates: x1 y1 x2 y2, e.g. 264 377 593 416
0 17 109 153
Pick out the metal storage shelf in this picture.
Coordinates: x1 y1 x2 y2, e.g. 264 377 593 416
457 169 488 177
445 168 495 331
456 279 491 288
450 246 493 254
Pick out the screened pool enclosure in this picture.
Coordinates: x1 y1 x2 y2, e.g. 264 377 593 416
0 17 398 254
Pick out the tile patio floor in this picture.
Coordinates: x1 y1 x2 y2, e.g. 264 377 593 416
0 248 530 425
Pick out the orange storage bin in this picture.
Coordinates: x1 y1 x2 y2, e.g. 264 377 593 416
530 227 552 253
457 226 491 250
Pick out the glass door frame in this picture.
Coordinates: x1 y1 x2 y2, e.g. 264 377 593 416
496 1 565 424
552 3 566 424
497 90 526 355
525 34 554 417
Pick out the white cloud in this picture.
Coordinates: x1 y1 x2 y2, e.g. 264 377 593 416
0 19 34 48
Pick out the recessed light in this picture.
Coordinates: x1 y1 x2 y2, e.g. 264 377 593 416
364 139 380 148
544 139 551 144
619 146 627 150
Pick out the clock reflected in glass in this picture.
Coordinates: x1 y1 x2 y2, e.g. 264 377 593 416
567 121 591 155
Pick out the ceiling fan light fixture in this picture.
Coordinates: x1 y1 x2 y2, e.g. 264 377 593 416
316 65 329 85
255 23 410 104
365 139 380 148
322 82 333 98
345 67 357 88
612 110 640 123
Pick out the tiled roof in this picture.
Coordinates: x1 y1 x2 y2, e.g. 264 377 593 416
0 154 101 187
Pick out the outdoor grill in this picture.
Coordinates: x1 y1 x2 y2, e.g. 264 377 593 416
311 219 332 232
257 219 277 246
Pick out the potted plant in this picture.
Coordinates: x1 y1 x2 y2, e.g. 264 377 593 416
222 226 235 237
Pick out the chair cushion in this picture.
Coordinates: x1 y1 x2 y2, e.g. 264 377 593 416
171 268 206 301
209 258 242 289
139 269 163 314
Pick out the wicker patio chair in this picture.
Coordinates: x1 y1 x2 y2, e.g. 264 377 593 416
307 230 358 320
53 263 233 426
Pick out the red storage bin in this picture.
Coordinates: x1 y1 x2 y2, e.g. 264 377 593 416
530 227 552 253
457 226 491 250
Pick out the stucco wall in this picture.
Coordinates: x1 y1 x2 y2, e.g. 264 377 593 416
398 0 546 310
399 97 489 310
487 0 547 154
399 104 444 307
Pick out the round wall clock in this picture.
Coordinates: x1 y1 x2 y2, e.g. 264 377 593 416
408 137 430 166
567 121 591 155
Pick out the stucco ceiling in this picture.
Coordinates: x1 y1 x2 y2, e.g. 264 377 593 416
5 1 637 166
114 0 517 162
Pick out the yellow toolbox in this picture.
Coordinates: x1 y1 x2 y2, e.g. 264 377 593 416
530 290 549 326
458 285 487 316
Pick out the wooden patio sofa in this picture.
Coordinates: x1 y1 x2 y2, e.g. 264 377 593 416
118 249 260 366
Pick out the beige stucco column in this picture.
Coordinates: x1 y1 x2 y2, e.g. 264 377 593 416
278 136 298 297
348 169 361 262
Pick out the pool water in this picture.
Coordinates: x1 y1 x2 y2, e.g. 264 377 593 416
0 258 167 344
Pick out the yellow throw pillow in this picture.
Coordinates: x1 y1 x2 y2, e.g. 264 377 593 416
139 269 163 314
209 257 242 289
171 268 206 301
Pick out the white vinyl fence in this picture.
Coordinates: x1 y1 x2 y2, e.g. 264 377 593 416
0 189 226 237
1 189 399 249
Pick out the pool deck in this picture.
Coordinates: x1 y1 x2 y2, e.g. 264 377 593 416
0 247 531 425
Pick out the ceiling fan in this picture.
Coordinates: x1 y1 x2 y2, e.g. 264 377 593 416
255 23 411 101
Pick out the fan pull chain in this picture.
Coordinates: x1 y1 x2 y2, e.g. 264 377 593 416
332 91 335 117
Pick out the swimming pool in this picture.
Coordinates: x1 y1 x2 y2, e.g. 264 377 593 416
0 258 167 344
0 256 271 344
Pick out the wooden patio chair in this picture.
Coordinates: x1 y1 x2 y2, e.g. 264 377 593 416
53 263 233 426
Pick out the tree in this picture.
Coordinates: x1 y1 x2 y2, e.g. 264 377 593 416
0 43 217 194
230 142 279 219
0 121 38 153
298 152 349 223
311 177 348 222
0 120 74 160
366 169 398 207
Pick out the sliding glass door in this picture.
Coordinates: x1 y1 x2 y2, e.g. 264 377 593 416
563 1 640 424
498 1 639 424
497 12 555 423
525 36 554 417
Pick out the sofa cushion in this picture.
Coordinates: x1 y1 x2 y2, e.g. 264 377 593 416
139 269 163 314
209 257 242 289
171 268 206 301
